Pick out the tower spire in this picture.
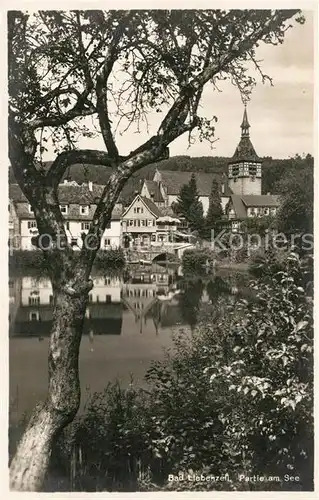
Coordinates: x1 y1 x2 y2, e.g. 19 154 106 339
241 105 250 138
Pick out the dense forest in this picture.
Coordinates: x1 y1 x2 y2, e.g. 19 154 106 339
9 154 313 204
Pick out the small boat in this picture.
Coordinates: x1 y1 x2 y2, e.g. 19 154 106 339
139 259 152 265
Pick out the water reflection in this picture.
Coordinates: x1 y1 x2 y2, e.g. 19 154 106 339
9 264 251 338
9 264 251 420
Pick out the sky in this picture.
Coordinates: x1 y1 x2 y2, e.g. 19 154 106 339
40 9 314 161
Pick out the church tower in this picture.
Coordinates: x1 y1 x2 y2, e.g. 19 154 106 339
228 107 262 195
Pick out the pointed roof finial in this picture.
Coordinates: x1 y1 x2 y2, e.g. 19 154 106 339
241 106 250 137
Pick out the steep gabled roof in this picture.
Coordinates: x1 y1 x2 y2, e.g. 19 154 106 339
143 180 164 202
122 194 162 218
9 183 105 204
229 194 280 220
10 183 122 221
139 196 162 217
154 170 231 197
229 195 247 219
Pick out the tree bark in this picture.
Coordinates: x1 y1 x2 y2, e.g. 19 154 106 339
10 278 90 491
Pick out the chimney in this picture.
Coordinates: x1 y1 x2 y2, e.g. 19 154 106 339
88 181 93 192
134 190 139 196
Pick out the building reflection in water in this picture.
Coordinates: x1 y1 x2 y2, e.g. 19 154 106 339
9 264 248 338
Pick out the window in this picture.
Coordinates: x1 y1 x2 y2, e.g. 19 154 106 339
151 234 156 242
88 294 93 303
148 220 153 227
105 294 111 302
81 222 90 231
28 221 37 229
140 220 145 227
250 208 256 216
28 296 40 305
104 238 111 247
129 220 134 226
134 207 144 214
249 165 257 177
64 222 70 231
96 295 99 303
29 311 39 321
105 277 111 285
28 205 33 213
80 205 89 215
232 165 239 177
71 237 77 246
60 205 68 214
264 208 269 216
49 295 53 304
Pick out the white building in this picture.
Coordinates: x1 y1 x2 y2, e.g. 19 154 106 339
151 169 231 215
9 181 122 251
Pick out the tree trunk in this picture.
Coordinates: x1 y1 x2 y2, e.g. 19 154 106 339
10 281 89 491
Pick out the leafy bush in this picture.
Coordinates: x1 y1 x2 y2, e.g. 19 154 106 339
93 248 126 270
9 250 49 276
48 252 313 491
9 248 125 276
182 248 216 274
54 382 156 491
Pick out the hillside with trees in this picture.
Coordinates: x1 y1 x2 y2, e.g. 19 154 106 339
8 154 313 205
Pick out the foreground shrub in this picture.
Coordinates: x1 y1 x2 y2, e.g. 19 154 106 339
9 250 49 276
93 248 126 270
48 252 313 491
182 248 216 275
9 248 125 276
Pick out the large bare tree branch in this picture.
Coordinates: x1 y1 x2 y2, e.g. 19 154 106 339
46 149 125 186
95 12 131 160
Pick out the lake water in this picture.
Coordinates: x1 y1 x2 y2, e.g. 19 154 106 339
9 263 248 423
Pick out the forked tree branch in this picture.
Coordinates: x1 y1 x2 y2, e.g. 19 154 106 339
95 11 131 160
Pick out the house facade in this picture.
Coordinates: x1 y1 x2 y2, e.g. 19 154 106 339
9 181 122 251
121 194 185 248
151 169 231 214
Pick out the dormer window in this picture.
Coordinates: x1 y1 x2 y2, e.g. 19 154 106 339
28 205 33 213
60 204 68 215
80 205 89 216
